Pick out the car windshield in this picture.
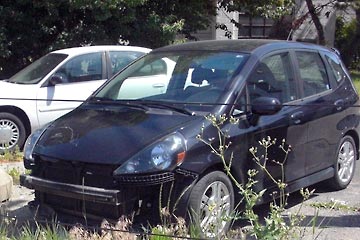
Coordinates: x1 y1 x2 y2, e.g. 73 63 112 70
8 53 67 84
94 50 249 113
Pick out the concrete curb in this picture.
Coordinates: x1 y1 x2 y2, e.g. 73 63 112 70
0 168 12 202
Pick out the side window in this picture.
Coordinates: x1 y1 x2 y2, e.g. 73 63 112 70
325 54 347 83
295 51 330 97
54 52 103 83
247 52 296 104
109 51 145 75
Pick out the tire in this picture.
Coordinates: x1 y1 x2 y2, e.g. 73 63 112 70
188 171 234 238
0 112 26 152
327 136 356 190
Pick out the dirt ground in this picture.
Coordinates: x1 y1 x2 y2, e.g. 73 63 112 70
1 162 360 239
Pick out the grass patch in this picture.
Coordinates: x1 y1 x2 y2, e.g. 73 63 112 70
351 71 360 93
0 146 23 163
310 199 360 212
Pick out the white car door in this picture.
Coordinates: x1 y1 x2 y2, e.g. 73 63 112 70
36 52 106 126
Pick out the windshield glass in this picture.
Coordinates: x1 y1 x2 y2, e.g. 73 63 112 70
95 50 249 112
8 53 67 84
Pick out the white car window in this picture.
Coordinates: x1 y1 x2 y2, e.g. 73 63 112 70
54 52 103 83
109 51 146 75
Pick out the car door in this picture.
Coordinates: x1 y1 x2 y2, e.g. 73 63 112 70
293 50 346 175
36 52 107 126
230 51 308 191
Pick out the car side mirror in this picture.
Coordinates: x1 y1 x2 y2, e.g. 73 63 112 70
251 97 282 115
48 73 67 86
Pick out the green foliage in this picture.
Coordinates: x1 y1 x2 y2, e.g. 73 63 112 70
197 114 319 239
6 167 29 185
0 146 23 163
217 0 293 38
0 220 68 240
335 17 359 68
0 0 216 78
350 71 360 93
18 222 68 240
218 0 293 18
310 199 360 212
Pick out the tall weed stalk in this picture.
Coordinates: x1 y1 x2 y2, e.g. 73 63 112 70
197 114 318 239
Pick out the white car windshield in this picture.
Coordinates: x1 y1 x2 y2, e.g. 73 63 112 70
7 53 67 84
94 51 249 112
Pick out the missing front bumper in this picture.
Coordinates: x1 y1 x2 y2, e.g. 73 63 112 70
20 174 121 205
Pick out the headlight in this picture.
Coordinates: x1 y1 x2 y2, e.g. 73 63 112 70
113 133 186 175
23 125 48 169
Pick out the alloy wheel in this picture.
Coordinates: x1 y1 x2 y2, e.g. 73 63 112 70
199 180 231 237
337 139 355 184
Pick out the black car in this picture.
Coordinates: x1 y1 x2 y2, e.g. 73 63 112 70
21 40 359 236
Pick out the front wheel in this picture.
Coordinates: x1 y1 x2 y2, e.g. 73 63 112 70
327 136 356 190
0 112 26 152
188 171 234 238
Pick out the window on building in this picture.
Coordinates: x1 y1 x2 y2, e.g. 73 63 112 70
238 13 274 39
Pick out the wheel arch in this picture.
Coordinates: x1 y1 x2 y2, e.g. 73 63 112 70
196 162 246 202
0 106 31 139
344 129 359 160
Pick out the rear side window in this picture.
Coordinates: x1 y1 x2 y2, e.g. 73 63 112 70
325 54 347 83
295 51 330 97
109 51 145 75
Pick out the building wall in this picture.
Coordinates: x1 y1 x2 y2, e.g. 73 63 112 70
194 0 354 47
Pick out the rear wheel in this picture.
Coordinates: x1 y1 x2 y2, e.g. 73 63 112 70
188 171 234 237
0 113 26 152
327 136 356 190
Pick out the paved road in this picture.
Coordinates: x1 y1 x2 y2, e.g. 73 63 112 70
286 163 360 239
1 162 360 239
245 163 360 239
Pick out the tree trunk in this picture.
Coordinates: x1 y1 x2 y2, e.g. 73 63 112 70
305 0 326 45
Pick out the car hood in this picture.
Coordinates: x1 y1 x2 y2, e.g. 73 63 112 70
0 80 38 98
34 104 198 165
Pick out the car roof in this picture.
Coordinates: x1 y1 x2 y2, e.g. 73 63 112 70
152 39 331 54
52 45 151 56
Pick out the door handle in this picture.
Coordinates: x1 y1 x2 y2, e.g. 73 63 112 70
152 83 165 88
334 99 344 111
290 111 304 124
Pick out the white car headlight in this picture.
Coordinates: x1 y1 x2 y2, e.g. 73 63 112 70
114 133 186 175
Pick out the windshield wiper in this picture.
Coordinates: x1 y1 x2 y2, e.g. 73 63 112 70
140 101 194 116
89 97 150 111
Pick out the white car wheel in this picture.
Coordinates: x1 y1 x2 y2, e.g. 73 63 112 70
0 113 26 151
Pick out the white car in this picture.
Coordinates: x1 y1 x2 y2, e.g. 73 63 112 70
0 45 151 151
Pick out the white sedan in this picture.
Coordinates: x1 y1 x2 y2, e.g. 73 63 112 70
0 45 151 151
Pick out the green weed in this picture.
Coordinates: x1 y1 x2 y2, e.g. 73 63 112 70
310 199 360 212
0 146 22 163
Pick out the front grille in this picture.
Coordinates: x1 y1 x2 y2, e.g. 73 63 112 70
35 156 117 188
